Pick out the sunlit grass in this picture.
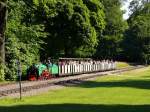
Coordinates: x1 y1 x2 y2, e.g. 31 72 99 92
117 62 131 68
0 81 13 85
0 66 150 112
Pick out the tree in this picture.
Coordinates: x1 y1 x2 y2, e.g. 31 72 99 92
129 0 150 15
5 0 47 80
124 2 150 64
26 0 105 58
0 0 7 80
95 0 128 60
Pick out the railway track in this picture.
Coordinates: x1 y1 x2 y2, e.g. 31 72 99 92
0 65 145 98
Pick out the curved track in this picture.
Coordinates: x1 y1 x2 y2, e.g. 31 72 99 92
0 65 145 98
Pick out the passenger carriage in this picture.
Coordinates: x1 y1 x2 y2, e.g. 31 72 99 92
27 58 116 80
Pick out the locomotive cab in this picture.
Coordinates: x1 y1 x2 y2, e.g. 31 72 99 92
27 63 51 81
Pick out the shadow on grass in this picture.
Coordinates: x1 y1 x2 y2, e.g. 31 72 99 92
74 79 150 90
0 104 150 112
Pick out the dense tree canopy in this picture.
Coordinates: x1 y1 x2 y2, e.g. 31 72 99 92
0 0 149 80
0 0 7 80
27 0 105 58
5 0 47 80
95 0 128 59
124 2 150 64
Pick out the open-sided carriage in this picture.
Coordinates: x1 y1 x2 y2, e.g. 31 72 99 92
58 58 116 76
27 58 116 81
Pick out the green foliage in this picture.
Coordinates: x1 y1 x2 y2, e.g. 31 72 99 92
5 0 47 80
2 0 106 80
124 3 150 64
0 1 7 81
96 35 123 59
95 0 128 59
2 0 150 81
27 0 105 58
0 63 5 81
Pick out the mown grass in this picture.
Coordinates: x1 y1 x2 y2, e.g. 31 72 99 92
0 66 150 112
0 81 14 85
117 61 131 68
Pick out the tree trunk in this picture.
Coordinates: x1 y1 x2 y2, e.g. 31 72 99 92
0 1 7 64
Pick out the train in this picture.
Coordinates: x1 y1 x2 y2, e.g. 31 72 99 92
27 58 116 81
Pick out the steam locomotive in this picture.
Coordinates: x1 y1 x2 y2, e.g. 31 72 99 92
27 58 116 81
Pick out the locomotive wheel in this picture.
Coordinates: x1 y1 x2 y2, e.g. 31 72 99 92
28 75 37 81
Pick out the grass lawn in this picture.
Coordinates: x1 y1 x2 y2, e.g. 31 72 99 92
0 66 150 112
116 61 131 68
0 81 14 85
